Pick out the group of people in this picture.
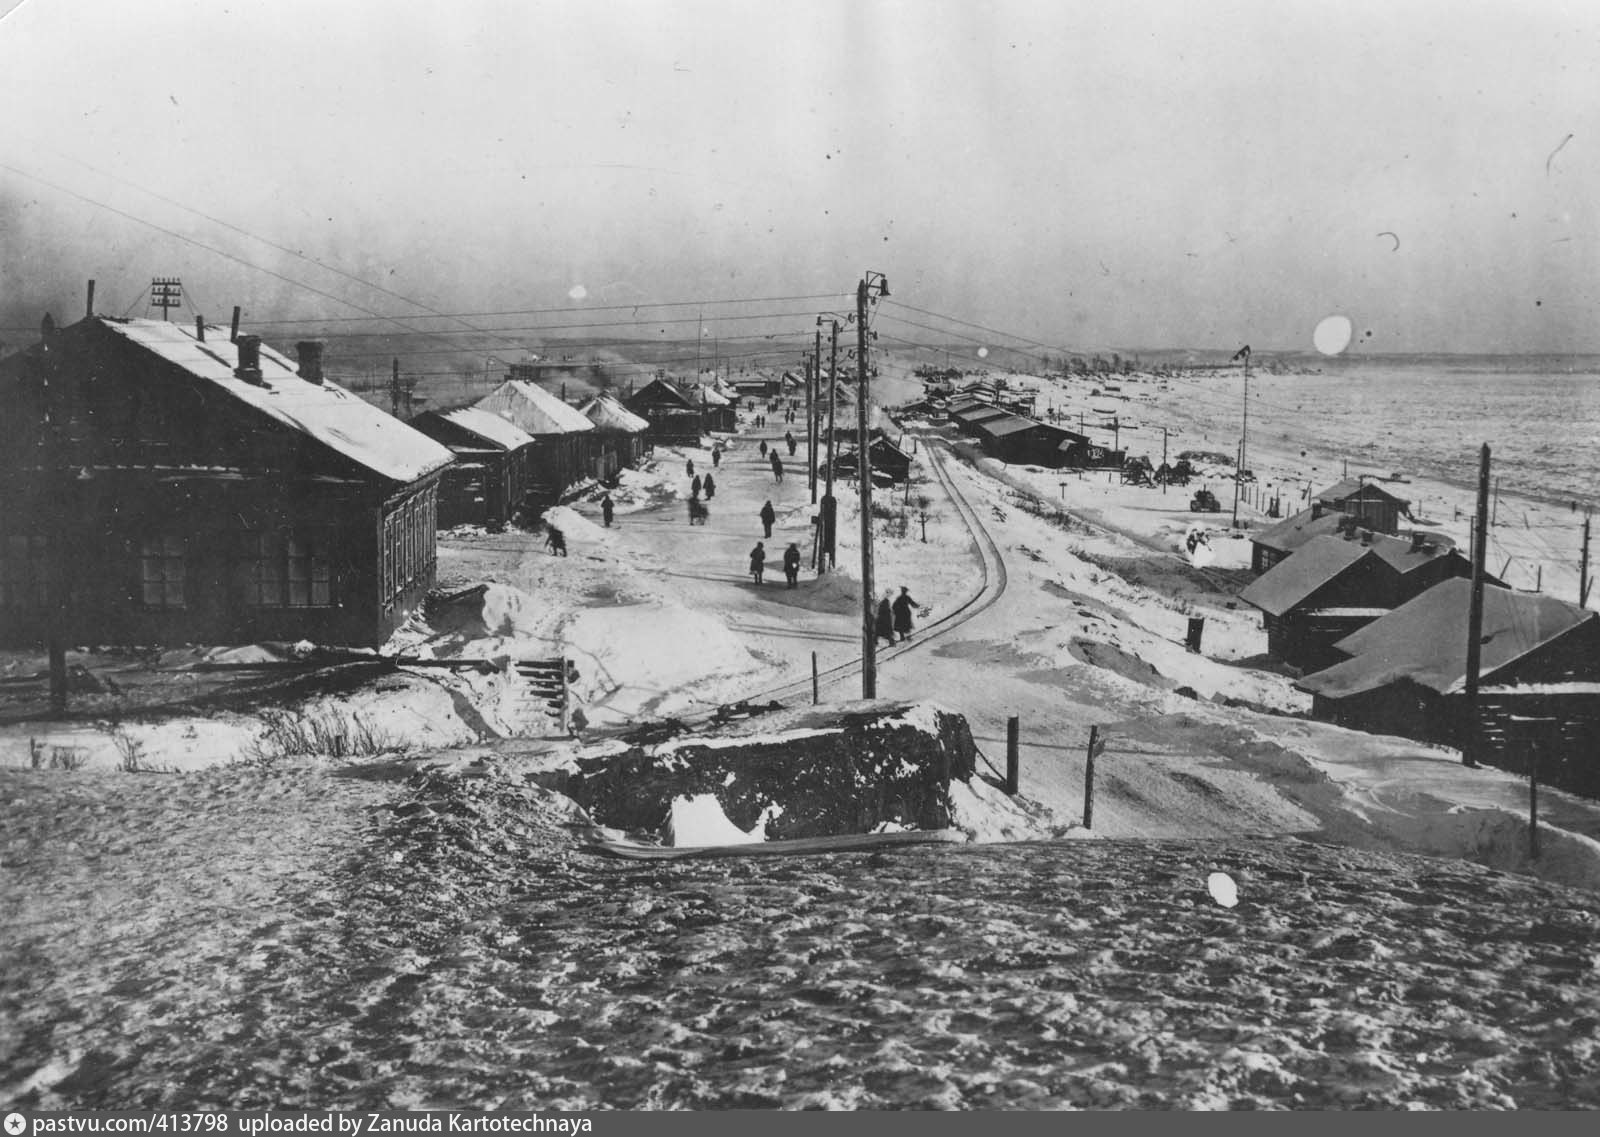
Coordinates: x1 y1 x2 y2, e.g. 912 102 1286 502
748 540 803 588
875 587 922 644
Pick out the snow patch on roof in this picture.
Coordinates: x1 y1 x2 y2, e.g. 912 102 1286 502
474 379 596 435
578 394 650 433
438 406 536 450
99 318 453 483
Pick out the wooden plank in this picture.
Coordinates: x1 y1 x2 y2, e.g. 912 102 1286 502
587 828 968 861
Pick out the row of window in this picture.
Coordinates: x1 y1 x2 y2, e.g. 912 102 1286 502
1 532 334 611
382 492 437 610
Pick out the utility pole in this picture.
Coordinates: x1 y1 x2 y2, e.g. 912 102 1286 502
855 272 890 698
811 325 822 503
1580 510 1593 607
391 358 401 419
1463 443 1491 768
821 315 842 570
1161 425 1168 495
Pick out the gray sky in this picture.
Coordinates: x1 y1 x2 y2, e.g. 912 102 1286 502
3 0 1598 356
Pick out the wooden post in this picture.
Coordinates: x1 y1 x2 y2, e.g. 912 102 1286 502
230 306 241 343
1530 728 1541 861
1464 444 1491 768
811 651 819 705
1083 726 1100 829
1581 511 1592 607
1005 715 1020 795
85 279 95 318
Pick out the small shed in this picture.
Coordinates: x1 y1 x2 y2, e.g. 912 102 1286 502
1249 505 1347 574
578 394 651 480
1314 478 1410 535
409 406 536 529
1057 435 1124 469
698 384 737 433
474 379 598 506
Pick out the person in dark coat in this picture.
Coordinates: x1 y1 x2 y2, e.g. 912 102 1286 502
759 439 768 458
875 594 895 645
749 542 766 584
770 453 784 483
600 494 614 528
759 500 776 538
691 474 702 499
546 525 567 557
712 445 722 469
891 586 920 641
783 542 801 588
703 472 716 499
686 458 695 477
785 431 796 456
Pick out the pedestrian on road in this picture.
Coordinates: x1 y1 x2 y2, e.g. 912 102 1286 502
546 525 568 557
785 431 796 457
783 542 801 588
712 445 722 469
600 494 614 528
759 500 776 538
691 474 702 499
703 472 716 499
759 439 768 458
892 586 920 641
686 458 695 477
875 594 895 646
749 541 766 585
770 453 784 483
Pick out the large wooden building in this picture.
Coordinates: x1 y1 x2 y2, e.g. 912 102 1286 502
0 316 453 648
1297 581 1600 791
409 406 536 529
473 378 597 504
1314 478 1410 535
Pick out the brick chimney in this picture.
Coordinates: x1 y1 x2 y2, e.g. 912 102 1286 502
235 334 263 384
296 341 325 385
1311 500 1323 520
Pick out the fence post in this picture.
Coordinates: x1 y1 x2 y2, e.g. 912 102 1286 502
1083 726 1100 829
812 651 819 705
1005 715 1020 795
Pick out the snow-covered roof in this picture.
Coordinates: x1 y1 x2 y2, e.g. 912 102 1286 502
975 415 1039 439
699 385 731 406
1238 535 1373 617
1297 580 1598 700
474 379 595 435
437 406 536 450
579 394 650 433
1315 478 1410 508
1252 507 1346 553
96 318 452 483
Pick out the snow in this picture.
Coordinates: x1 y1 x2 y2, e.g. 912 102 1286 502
666 794 771 846
438 406 537 450
474 379 596 435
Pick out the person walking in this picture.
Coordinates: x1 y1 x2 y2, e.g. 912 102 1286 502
892 586 920 642
703 472 716 499
712 445 722 469
600 494 614 528
875 593 895 646
749 541 766 585
759 500 776 538
759 439 768 458
546 525 568 557
785 431 796 457
691 474 702 499
783 542 801 588
770 453 784 483
686 458 695 478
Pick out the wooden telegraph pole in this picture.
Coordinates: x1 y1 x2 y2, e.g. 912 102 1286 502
857 280 877 698
1581 510 1592 608
811 325 822 504
1463 443 1491 768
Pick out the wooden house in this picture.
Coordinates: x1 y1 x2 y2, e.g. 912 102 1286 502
625 378 703 445
0 316 453 648
832 431 914 485
1249 504 1349 574
950 404 1011 435
578 394 651 481
1241 526 1479 671
1057 433 1124 469
409 407 536 529
972 415 1078 467
1297 581 1600 790
473 378 596 504
1314 478 1410 535
698 384 737 433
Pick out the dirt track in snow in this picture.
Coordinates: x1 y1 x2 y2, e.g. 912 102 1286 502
4 759 1599 1111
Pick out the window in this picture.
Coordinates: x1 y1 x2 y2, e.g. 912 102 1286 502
139 535 187 609
239 532 331 608
0 535 49 609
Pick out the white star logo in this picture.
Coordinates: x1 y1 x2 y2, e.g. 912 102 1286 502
5 1113 28 1136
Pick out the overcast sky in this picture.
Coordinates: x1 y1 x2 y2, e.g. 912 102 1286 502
3 0 1598 357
